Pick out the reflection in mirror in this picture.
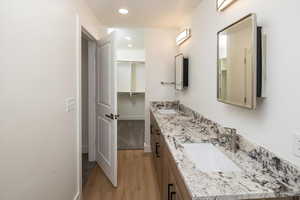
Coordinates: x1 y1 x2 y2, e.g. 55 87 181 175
217 14 257 109
175 54 188 90
175 54 184 90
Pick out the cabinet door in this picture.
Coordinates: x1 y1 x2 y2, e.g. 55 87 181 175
168 171 185 200
154 133 162 190
150 124 156 158
168 167 176 200
174 187 184 200
162 141 169 200
150 112 157 158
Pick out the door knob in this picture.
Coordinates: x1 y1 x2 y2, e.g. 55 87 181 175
105 113 114 120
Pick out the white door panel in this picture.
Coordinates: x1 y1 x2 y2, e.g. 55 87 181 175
95 33 117 187
98 43 111 106
96 116 111 164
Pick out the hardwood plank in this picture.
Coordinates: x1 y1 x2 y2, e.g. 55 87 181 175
82 150 161 200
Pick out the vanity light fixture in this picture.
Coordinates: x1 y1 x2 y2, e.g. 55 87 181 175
118 8 129 15
128 44 133 48
217 0 238 12
176 28 191 46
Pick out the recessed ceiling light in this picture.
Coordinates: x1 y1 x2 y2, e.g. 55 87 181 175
128 44 133 48
118 8 129 15
125 36 131 41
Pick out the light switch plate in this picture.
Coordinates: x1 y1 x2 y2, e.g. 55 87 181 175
293 132 300 157
65 97 76 112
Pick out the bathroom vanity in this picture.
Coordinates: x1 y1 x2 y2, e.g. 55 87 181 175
151 111 191 200
150 101 300 200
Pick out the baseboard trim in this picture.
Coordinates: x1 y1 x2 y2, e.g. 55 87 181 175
144 143 151 153
119 115 145 120
74 192 81 200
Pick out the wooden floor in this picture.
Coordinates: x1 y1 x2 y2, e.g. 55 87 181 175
82 150 161 200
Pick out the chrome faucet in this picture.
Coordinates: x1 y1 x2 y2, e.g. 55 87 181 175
224 127 238 153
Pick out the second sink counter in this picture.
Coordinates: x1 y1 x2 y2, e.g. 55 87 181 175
150 101 300 200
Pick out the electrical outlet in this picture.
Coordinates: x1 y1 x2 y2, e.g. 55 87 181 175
293 132 300 157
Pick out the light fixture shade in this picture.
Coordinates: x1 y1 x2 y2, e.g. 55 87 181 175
217 0 238 11
118 8 129 15
176 28 191 46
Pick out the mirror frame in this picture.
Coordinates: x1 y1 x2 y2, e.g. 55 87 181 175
175 53 186 91
217 13 257 109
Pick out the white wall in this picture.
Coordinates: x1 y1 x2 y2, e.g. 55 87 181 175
116 49 145 62
176 0 300 166
0 0 104 200
118 94 146 120
75 0 106 39
144 28 177 151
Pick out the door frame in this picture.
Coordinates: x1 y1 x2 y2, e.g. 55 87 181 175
76 19 98 199
82 27 97 162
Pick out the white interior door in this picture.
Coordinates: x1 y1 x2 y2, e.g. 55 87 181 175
96 33 118 187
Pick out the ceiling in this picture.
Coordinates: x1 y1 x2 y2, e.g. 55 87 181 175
86 0 201 28
115 28 144 49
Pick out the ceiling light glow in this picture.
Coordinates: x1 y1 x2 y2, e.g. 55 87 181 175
118 8 129 15
217 0 238 11
107 28 115 34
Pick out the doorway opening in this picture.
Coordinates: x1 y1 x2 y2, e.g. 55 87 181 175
81 28 147 191
116 28 146 150
81 30 97 186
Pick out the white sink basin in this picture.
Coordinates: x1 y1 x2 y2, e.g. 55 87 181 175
158 109 177 115
183 143 241 172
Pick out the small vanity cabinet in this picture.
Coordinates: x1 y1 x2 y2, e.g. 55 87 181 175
150 111 192 200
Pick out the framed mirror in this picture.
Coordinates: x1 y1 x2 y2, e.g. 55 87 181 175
175 54 189 90
217 14 258 109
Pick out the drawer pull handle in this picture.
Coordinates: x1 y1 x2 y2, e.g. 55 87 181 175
170 191 176 200
168 184 174 200
155 142 160 158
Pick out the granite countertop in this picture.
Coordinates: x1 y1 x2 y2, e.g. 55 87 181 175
150 101 300 200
